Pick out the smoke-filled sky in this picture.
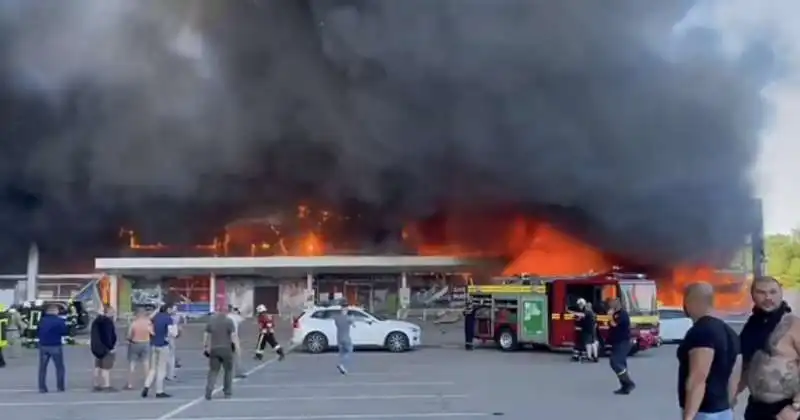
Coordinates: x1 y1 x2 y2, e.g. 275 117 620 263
680 0 799 235
0 0 781 268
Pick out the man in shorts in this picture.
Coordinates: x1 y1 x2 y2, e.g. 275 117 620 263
90 305 117 391
126 308 152 389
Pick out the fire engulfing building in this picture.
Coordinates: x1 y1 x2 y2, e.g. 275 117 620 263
0 2 770 314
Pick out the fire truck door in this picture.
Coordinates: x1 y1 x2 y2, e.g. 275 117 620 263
519 295 548 344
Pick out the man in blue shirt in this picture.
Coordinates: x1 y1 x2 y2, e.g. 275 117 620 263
142 304 173 398
38 304 69 392
607 297 636 395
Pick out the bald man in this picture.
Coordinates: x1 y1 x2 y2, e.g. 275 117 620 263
677 282 740 420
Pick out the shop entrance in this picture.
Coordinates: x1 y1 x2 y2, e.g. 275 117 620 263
344 282 373 311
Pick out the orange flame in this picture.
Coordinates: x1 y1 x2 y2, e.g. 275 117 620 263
502 222 613 276
119 206 750 310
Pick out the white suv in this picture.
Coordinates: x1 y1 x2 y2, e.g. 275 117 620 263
292 306 422 353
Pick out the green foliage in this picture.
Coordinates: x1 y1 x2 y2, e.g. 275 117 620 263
766 230 800 287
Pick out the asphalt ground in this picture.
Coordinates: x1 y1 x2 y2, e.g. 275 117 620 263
0 318 752 420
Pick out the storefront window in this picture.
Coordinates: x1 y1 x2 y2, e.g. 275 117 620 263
166 277 210 304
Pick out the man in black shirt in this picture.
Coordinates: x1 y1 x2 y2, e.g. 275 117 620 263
607 297 635 394
678 282 740 420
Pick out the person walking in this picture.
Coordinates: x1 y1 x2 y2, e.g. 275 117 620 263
226 306 247 378
254 305 285 361
91 304 118 392
166 305 182 381
6 306 27 358
678 283 740 420
333 305 355 375
37 304 69 393
607 297 635 394
126 308 152 390
203 305 238 400
142 304 174 398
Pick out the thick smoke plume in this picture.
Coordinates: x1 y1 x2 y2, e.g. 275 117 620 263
0 0 769 268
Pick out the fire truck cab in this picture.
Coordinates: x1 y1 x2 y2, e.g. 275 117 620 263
467 271 660 355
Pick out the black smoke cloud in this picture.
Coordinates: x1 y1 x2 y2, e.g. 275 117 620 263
0 0 768 268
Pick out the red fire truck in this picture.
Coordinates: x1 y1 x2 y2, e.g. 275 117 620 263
467 271 660 355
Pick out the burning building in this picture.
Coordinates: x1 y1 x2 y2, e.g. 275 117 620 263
0 1 770 311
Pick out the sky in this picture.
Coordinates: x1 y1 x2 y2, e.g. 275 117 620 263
684 0 799 234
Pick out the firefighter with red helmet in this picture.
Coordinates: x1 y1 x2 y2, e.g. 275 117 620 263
255 305 285 361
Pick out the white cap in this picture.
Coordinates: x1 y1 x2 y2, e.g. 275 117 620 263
576 298 587 307
256 304 266 313
34 299 44 306
22 301 31 308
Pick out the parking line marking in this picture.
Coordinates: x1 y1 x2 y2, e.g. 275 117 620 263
154 344 298 420
212 394 468 402
130 413 491 420
0 399 195 407
0 393 466 407
0 381 455 394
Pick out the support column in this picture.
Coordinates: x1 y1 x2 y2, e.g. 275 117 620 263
398 272 410 319
305 272 315 309
108 275 119 309
26 242 39 302
209 273 216 313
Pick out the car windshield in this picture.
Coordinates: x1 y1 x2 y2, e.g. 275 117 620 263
619 282 657 316
360 309 387 321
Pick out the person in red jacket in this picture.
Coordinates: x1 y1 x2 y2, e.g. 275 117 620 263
255 305 285 361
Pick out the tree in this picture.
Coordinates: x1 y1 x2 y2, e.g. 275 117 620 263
765 230 800 287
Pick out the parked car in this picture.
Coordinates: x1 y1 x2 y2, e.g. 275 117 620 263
658 307 692 343
292 306 422 353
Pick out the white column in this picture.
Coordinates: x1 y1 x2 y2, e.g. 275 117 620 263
305 272 315 309
398 272 410 319
209 273 216 313
26 242 39 301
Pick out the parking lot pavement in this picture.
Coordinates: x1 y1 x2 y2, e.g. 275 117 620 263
0 320 752 420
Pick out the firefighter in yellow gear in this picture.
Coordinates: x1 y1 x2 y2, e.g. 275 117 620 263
0 304 8 367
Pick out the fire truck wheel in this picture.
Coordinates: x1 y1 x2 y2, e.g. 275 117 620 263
496 328 518 351
304 332 329 354
384 331 410 353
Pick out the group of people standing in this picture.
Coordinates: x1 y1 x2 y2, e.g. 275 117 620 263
83 303 183 397
0 299 82 367
676 275 800 420
33 300 288 399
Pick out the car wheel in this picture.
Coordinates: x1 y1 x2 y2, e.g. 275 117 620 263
304 332 329 354
496 328 518 351
385 331 410 352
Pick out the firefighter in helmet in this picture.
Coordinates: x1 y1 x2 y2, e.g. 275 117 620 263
255 304 285 361
21 301 41 348
463 300 475 350
0 303 8 367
